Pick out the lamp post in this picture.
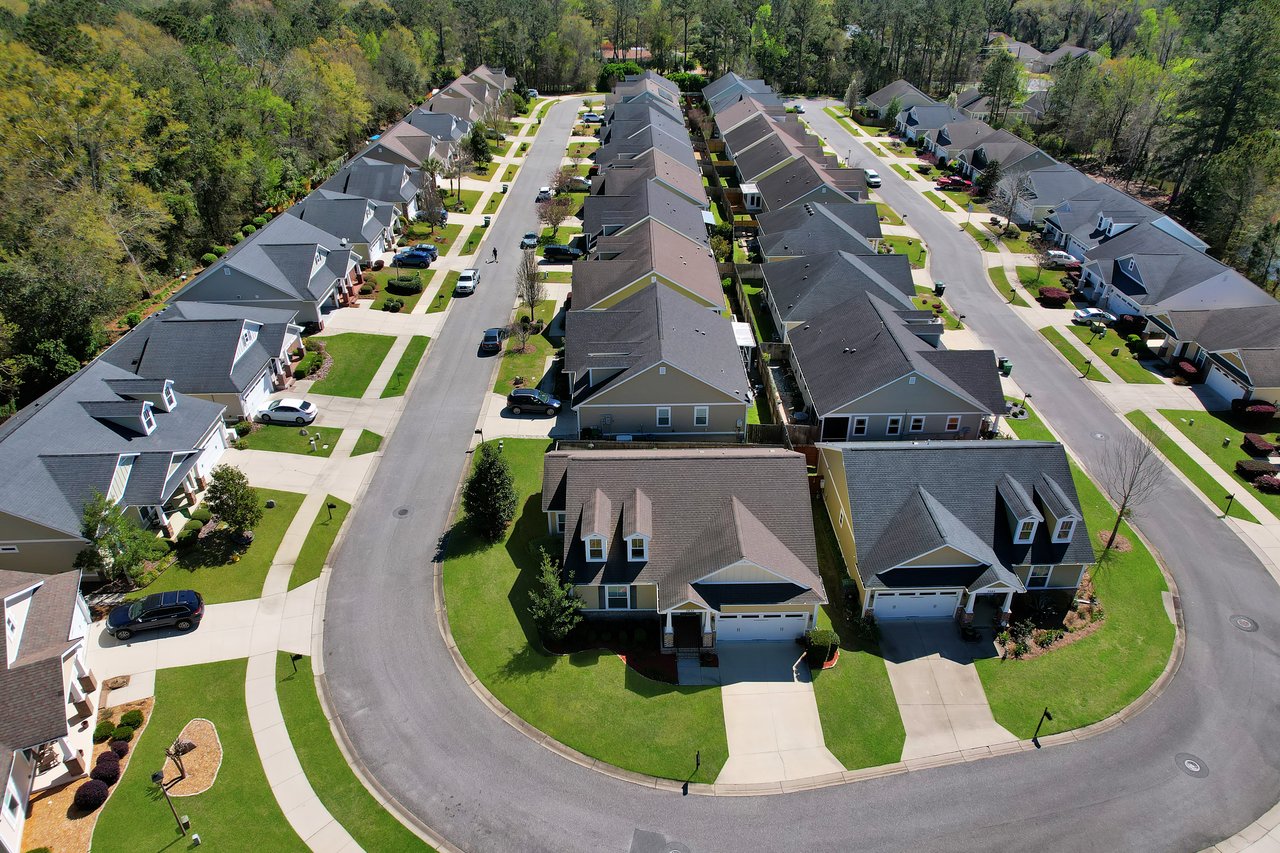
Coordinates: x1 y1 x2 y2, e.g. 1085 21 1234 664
1225 494 1235 518
151 770 186 836
1081 359 1093 379
1032 707 1053 748
1021 392 1032 407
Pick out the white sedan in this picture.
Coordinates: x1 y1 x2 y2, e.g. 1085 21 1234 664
1072 308 1117 325
259 399 317 424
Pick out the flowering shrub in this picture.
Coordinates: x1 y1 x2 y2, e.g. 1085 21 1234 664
1242 433 1276 457
1038 286 1070 307
1255 475 1280 494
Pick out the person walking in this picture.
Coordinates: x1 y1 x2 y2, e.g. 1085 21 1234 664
492 247 498 263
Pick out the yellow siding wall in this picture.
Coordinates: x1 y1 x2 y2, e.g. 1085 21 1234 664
818 448 864 597
634 584 658 610
899 546 984 568
573 585 601 609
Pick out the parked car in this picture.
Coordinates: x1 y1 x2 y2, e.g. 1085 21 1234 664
393 247 434 268
936 176 972 190
1046 249 1076 266
792 103 805 113
480 327 508 352
543 244 583 262
864 168 882 188
567 175 591 190
536 186 553 202
519 231 539 249
527 88 539 98
260 398 317 424
106 590 204 641
455 268 480 294
582 112 603 123
507 388 562 415
1072 308 1117 325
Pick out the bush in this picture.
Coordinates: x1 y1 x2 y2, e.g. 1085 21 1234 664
359 283 374 295
1242 433 1275 457
119 709 144 728
93 721 115 743
1256 475 1280 494
181 518 203 536
111 725 135 743
802 628 840 666
1038 286 1071 307
252 215 268 227
242 224 257 234
1009 618 1035 642
176 527 199 548
95 750 119 768
387 278 423 295
1175 360 1200 381
381 298 404 312
230 232 244 244
90 761 121 785
74 780 110 812
1236 459 1277 480
1035 628 1064 648
1011 639 1030 659
848 613 880 643
212 245 228 256
109 739 130 758
231 421 252 438
201 252 217 265
1246 403 1277 419
124 312 142 328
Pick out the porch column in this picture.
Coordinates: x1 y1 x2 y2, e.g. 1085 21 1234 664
1001 590 1014 626
962 592 976 624
701 611 714 649
662 611 673 649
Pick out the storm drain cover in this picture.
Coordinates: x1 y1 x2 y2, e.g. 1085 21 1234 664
1231 615 1259 632
1176 753 1208 778
1092 432 1108 441
393 506 412 519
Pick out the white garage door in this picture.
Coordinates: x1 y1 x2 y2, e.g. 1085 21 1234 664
874 591 961 619
1204 365 1244 406
717 613 810 642
242 371 275 418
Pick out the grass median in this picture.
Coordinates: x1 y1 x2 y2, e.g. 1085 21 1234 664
381 335 431 398
1040 326 1110 382
288 495 352 590
987 266 1030 307
1126 412 1258 522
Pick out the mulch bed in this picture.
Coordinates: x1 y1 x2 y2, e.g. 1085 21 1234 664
166 719 222 797
1097 531 1132 552
1002 573 1106 661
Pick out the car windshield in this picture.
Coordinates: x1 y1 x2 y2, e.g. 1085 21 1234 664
127 601 143 620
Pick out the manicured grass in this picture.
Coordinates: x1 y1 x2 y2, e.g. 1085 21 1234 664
1126 412 1259 522
142 490 304 603
1040 326 1110 382
746 392 773 425
367 269 429 312
1068 326 1162 384
239 424 342 457
977 463 1174 737
889 162 915 181
288 495 352 590
427 271 459 313
982 222 1036 254
406 221 462 251
381 335 430 397
351 429 383 456
94 661 306 851
538 226 582 254
914 286 963 328
882 235 926 268
444 439 729 783
822 106 863 136
874 202 903 225
1015 264 1074 302
491 137 513 158
310 333 397 397
987 266 1030 307
493 300 557 393
460 227 485 255
501 164 518 181
922 190 953 211
566 140 599 161
808 498 905 769
1003 396 1055 442
963 222 999 252
443 189 483 214
276 654 433 850
865 142 889 158
482 194 503 216
741 280 781 343
1161 408 1280 521
941 190 985 212
541 270 572 283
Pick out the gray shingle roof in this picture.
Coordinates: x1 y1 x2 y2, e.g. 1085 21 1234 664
865 79 933 108
1047 185 1207 254
898 103 965 132
755 158 859 212
321 157 421 207
573 221 723 309
582 180 710 248
1152 304 1280 352
757 202 883 246
403 109 470 140
759 251 916 328
1022 164 1096 208
595 124 698 171
289 190 396 247
592 149 706 205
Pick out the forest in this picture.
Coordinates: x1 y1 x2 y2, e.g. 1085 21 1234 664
0 0 1276 417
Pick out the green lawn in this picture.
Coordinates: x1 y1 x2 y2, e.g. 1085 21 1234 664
1003 396 1056 442
94 661 306 851
922 190 953 212
882 235 926 268
367 269 430 312
1161 408 1280 520
941 190 985 212
982 222 1036 254
539 225 582 249
874 202 903 226
276 654 433 850
1040 326 1110 382
889 162 915 181
405 221 461 251
460 227 485 255
741 281 781 343
310 333 396 397
443 189 483 214
914 286 963 328
567 140 599 160
239 424 342 457
483 193 503 215
142 490 304 604
288 495 352 591
747 393 773 425
1015 264 1073 302
427 271 459 313
808 499 905 769
1126 412 1259 522
380 335 431 398
351 428 383 456
501 164 518 182
976 463 1175 738
963 222 1000 252
493 300 557 393
444 439 729 783
865 142 889 158
987 266 1030 307
541 270 572 283
1068 326 1162 384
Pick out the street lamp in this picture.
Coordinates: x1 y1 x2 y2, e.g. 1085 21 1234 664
1081 359 1093 379
1021 392 1032 407
151 770 187 836
1224 494 1236 518
1032 707 1053 748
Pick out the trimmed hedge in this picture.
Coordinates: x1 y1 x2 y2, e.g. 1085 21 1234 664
802 628 840 667
1242 433 1276 457
1038 286 1071 307
109 739 130 758
90 762 120 785
73 779 110 812
201 252 217 265
1236 459 1277 481
93 721 116 743
381 297 404 312
1257 475 1280 494
120 709 144 728
1175 360 1200 381
95 750 119 767
111 725 135 743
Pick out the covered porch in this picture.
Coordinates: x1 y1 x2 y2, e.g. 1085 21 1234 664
662 607 714 653
960 581 1017 628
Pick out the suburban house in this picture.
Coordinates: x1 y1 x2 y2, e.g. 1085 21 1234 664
758 251 916 340
862 79 934 119
288 189 399 264
540 447 826 649
895 103 965 141
605 76 684 117
594 122 699 171
101 302 304 421
1005 163 1096 226
752 158 865 213
703 72 782 114
1042 182 1207 261
571 220 724 310
817 440 1094 621
1 569 96 853
466 63 516 95
598 104 686 149
754 201 883 259
602 97 684 128
402 109 472 147
358 124 449 172
591 149 708 209
564 285 751 438
923 119 1002 166
954 130 1055 179
0 360 231 573
787 292 1003 441
320 156 425 221
713 95 787 138
1147 304 1280 404
424 92 485 124
581 178 711 252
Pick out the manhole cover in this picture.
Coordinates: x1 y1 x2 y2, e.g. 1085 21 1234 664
1092 432 1108 441
1176 753 1208 778
1231 615 1259 632
393 506 411 519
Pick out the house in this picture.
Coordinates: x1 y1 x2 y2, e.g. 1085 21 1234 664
713 95 788 137
1006 163 1096 226
754 202 883 259
564 285 751 438
571 220 724 310
895 103 966 141
358 124 447 171
424 92 485 124
955 130 1055 179
605 76 683 117
467 64 516 94
862 80 934 119
787 292 1003 441
402 109 472 146
602 97 684 127
0 360 231 572
1039 44 1099 71
991 34 1045 70
1043 182 1207 260
1147 304 1280 404
581 178 710 252
817 440 1094 621
924 119 1002 167
1 569 96 853
758 251 916 340
594 123 699 171
753 158 865 213
288 189 399 264
703 72 782 115
597 108 688 156
541 447 826 649
101 303 304 421
321 157 425 221
591 149 708 209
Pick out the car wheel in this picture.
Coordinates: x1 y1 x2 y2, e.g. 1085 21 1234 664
546 407 557 416
511 406 522 415
260 413 272 423
295 417 305 424
176 619 192 631
115 629 133 641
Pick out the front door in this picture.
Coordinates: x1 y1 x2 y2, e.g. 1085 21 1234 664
672 613 702 649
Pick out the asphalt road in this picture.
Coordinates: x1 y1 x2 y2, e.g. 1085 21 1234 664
320 96 1280 853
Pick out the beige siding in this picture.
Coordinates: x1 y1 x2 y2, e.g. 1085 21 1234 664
573 585 601 609
831 373 988 417
0 513 86 574
1014 563 1086 590
818 448 863 597
634 584 657 610
579 403 745 436
699 561 783 583
674 601 703 611
587 363 743 406
898 546 984 568
590 275 721 310
580 362 747 436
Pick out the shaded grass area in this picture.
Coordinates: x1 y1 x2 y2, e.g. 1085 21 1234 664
1003 396 1055 442
288 495 352 590
240 424 341 457
310 333 397 397
987 266 1030 307
941 190 985 212
1016 264 1073 302
444 439 728 783
500 164 518 182
1126 412 1258 522
741 280 781 343
922 190 954 211
976 463 1174 738
1161 408 1280 521
94 661 306 851
882 235 926 268
1068 326 1162 384
381 335 431 398
1039 326 1110 382
483 193 503 215
351 428 383 457
539 225 582 250
427 271 460 313
963 222 999 252
492 300 557 393
142 490 304 604
875 202 903 226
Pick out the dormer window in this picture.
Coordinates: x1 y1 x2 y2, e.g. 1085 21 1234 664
628 536 648 561
1053 518 1076 543
162 382 176 411
585 536 606 562
140 404 156 435
1015 519 1037 543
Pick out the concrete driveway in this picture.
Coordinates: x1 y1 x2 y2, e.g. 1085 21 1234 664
878 620 1016 760
716 642 845 784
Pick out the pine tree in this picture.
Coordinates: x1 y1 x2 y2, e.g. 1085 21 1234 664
527 548 583 642
205 464 263 534
975 159 1003 199
462 443 517 542
842 73 860 116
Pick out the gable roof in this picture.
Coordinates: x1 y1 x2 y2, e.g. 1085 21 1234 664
289 189 396 247
898 103 966 131
321 157 421 207
403 108 471 140
1046 183 1207 253
865 79 933 109
582 179 710 248
759 251 916 326
595 123 698 171
930 119 1001 152
755 158 861 212
1151 303 1280 353
756 201 883 251
572 220 723 309
592 149 706 207
1022 163 1096 209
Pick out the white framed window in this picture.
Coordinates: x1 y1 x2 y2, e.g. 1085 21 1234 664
606 585 630 609
658 366 666 374
629 536 647 561
141 407 156 433
945 415 961 432
694 406 709 427
3 780 20 822
1016 520 1036 543
1028 565 1051 588
886 416 902 436
909 415 925 433
554 512 566 534
852 417 868 436
586 536 605 561
656 407 671 428
163 384 176 409
1054 519 1075 542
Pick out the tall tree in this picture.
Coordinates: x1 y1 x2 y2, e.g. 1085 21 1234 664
978 49 1026 127
462 442 517 542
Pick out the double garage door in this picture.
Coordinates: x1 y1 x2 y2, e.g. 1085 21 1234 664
874 591 961 619
717 612 810 642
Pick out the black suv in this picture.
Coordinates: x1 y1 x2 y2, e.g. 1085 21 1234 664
543 244 583 262
106 590 204 640
507 388 562 415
